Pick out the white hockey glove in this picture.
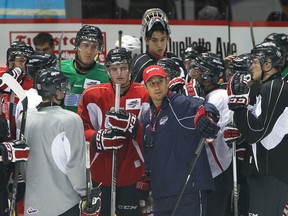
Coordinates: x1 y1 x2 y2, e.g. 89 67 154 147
0 140 29 165
80 186 101 216
106 109 140 138
227 72 251 111
93 129 126 152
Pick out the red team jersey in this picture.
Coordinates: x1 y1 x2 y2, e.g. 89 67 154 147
78 82 150 187
0 68 33 139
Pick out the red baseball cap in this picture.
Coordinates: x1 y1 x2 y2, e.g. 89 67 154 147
143 65 167 83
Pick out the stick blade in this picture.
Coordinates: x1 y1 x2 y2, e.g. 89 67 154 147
2 73 26 101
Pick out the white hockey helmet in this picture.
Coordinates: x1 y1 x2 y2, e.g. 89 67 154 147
115 35 141 58
141 8 169 37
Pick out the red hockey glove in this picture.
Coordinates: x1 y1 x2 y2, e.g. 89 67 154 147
227 72 251 111
106 109 140 138
136 171 153 215
224 123 244 148
184 79 205 98
93 129 126 152
194 105 220 139
168 77 185 93
0 140 29 165
80 187 101 216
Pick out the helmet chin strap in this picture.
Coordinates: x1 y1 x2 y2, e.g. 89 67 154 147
74 52 96 72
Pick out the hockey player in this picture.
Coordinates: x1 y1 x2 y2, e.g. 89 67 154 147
192 52 234 216
33 32 55 55
0 41 34 138
131 8 186 83
61 25 109 113
78 48 150 215
263 32 288 77
142 64 220 215
115 34 141 59
15 51 58 121
228 41 288 216
18 68 100 216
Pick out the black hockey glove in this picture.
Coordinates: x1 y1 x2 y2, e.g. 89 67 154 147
0 140 29 165
136 171 153 215
184 79 205 98
227 72 251 111
168 77 186 93
224 122 244 148
194 105 220 139
93 129 126 152
80 186 101 216
106 109 140 138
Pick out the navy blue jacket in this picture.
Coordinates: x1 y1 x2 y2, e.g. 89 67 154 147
143 92 218 199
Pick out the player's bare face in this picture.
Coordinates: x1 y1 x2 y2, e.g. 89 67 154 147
35 42 55 55
249 58 262 81
11 55 27 70
146 31 169 58
78 40 99 65
189 66 202 81
109 63 130 86
145 76 168 106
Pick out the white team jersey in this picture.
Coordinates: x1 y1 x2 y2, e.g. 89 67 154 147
17 106 86 216
205 89 233 178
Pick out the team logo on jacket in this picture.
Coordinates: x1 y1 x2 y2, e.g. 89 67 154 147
27 207 38 214
84 78 101 88
126 98 141 110
159 115 168 125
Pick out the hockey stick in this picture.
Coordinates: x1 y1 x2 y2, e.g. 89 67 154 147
58 32 64 70
85 141 92 208
111 83 121 216
249 17 256 48
171 138 206 216
118 30 123 48
2 73 27 216
232 139 238 216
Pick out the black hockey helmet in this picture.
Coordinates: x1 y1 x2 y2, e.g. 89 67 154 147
182 45 208 62
75 25 104 52
6 41 34 64
141 8 169 37
35 68 68 97
194 52 225 84
156 58 181 79
26 52 58 80
263 33 288 53
105 48 132 71
228 53 250 75
249 41 284 69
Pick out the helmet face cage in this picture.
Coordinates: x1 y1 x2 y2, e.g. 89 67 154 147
249 41 284 69
26 52 58 80
141 8 168 36
36 69 68 97
105 48 132 71
156 58 181 79
75 25 104 52
7 41 34 63
195 53 224 84
144 16 171 38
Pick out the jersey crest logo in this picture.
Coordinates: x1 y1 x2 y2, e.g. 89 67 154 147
84 78 101 89
126 98 141 110
159 115 168 125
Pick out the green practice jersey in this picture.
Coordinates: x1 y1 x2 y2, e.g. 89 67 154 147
61 59 109 112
